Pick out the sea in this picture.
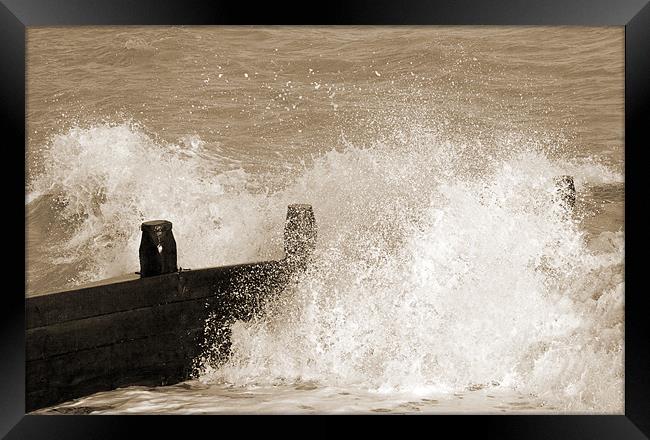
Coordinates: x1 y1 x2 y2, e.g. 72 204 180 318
26 26 624 414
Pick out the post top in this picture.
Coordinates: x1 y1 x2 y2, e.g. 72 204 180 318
141 220 173 231
554 175 574 184
287 203 313 211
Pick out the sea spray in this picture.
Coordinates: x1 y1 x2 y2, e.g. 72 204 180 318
27 123 287 293
26 122 623 411
196 129 623 412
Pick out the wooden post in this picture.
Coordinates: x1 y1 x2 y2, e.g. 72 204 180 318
554 175 576 211
284 204 317 269
139 220 178 277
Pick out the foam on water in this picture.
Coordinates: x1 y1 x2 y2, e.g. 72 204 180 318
27 122 623 412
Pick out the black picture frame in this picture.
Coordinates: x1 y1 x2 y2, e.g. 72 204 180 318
2 0 648 437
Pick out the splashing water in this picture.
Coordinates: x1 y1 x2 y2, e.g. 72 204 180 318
27 122 623 412
27 122 289 290
198 128 623 412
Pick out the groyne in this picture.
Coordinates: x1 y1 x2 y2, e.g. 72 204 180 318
26 204 317 412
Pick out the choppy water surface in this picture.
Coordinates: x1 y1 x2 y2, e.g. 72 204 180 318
26 27 624 414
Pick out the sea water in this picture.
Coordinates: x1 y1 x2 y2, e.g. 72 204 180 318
26 26 624 414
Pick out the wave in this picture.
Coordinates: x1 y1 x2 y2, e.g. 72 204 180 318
26 121 623 411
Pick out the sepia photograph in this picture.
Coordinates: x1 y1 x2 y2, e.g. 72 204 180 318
25 26 624 415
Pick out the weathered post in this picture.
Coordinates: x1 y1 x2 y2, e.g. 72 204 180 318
554 175 576 211
284 204 317 270
139 220 178 277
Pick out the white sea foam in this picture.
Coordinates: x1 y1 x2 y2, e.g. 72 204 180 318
27 122 623 412
199 130 623 412
27 123 286 286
